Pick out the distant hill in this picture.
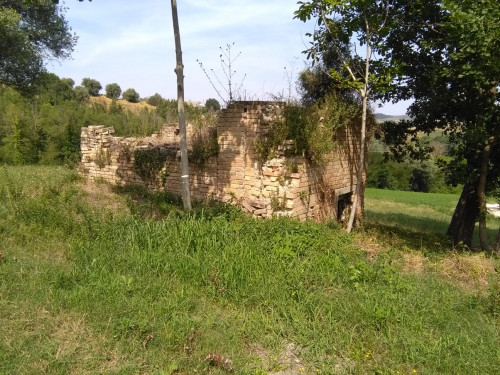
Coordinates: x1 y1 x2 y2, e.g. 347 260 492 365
375 113 411 122
89 96 155 115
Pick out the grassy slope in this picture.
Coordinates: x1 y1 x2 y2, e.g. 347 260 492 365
1 167 500 374
89 96 156 115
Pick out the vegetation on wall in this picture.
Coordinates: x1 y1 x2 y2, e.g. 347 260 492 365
133 147 176 183
255 93 364 165
189 127 219 167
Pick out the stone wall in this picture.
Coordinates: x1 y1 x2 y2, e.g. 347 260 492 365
80 101 362 221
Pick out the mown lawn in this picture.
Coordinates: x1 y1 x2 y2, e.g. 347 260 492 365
1 167 500 374
365 188 500 249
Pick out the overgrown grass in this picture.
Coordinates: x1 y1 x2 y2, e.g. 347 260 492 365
1 167 500 374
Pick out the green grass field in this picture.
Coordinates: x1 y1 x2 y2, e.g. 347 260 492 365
365 188 500 249
1 167 500 374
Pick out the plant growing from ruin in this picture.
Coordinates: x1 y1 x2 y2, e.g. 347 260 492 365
255 94 360 165
197 42 247 105
189 127 219 167
133 147 176 184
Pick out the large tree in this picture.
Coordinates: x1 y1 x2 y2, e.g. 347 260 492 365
295 0 394 232
0 0 77 90
379 0 500 250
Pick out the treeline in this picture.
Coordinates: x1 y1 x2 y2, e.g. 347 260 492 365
0 73 218 166
366 134 463 194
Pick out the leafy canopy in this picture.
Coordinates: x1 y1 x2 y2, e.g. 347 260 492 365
0 0 77 90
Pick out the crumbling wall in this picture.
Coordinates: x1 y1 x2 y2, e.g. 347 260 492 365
80 101 362 221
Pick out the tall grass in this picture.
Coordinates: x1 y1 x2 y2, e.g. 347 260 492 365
1 167 500 374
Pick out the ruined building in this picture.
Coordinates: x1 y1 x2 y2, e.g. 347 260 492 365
80 101 362 221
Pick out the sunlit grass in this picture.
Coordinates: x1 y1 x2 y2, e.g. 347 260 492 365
1 168 500 374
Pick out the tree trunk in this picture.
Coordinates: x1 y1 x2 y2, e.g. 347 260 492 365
495 226 500 253
347 28 369 233
477 140 492 251
170 0 192 211
447 180 478 248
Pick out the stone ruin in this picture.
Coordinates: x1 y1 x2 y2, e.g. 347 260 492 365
80 101 362 221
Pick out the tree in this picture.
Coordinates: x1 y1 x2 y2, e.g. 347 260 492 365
147 93 164 107
122 88 140 103
73 86 90 103
171 0 192 211
33 72 74 105
295 0 393 232
380 0 500 250
205 98 221 112
0 1 77 90
81 78 102 96
105 83 122 100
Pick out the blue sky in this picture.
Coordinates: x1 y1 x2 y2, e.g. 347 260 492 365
49 0 409 115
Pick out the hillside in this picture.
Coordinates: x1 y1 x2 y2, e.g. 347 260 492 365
375 113 411 122
89 95 156 115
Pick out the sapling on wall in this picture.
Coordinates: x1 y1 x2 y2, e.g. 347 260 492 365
197 43 247 106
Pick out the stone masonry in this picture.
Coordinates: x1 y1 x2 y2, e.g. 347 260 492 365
80 101 362 221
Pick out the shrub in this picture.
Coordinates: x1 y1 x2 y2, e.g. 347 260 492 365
122 88 140 103
81 77 102 96
205 98 221 111
105 83 122 99
146 93 164 107
73 86 90 103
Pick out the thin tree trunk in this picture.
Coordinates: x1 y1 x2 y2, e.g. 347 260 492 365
347 28 370 233
477 140 492 251
495 226 500 253
170 0 191 211
447 180 478 248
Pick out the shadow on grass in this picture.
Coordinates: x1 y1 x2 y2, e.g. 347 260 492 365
365 209 500 253
366 210 450 234
112 184 244 221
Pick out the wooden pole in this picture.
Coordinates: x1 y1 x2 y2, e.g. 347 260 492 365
170 0 192 211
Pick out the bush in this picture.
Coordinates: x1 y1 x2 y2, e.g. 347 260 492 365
73 86 90 103
105 83 122 99
205 98 221 111
122 88 140 103
81 77 102 96
146 93 164 107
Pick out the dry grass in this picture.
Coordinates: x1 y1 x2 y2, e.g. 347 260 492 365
439 252 497 291
400 251 430 274
79 178 130 216
89 96 155 115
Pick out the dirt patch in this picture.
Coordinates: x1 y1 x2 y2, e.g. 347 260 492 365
251 341 306 374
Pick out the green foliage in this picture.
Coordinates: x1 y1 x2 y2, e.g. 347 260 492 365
0 82 167 166
189 127 219 167
0 1 76 89
72 85 89 103
146 92 164 107
256 94 361 164
122 88 140 103
81 77 102 96
133 147 176 183
105 83 121 99
204 98 221 111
